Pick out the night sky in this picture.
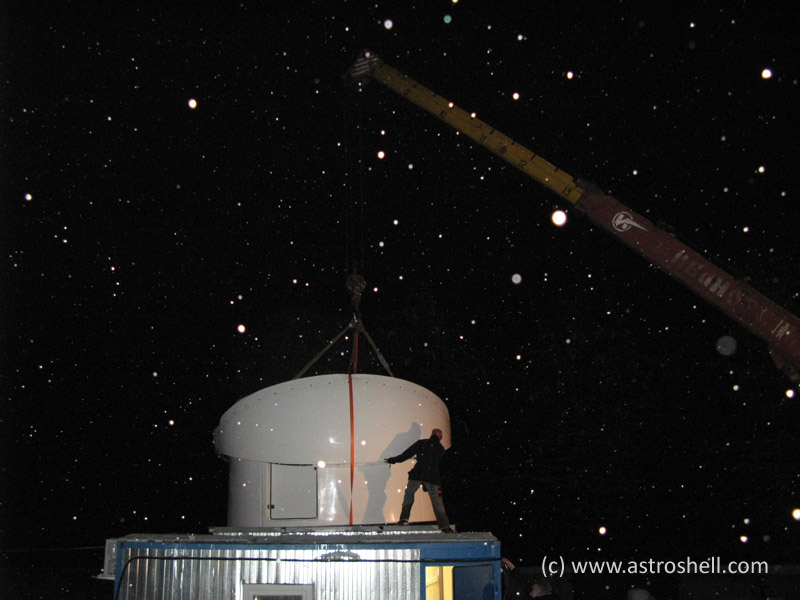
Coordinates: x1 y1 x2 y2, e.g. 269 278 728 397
3 1 800 595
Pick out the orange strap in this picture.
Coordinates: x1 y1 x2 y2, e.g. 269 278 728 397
347 331 360 525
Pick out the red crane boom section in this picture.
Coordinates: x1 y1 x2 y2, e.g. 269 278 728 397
347 51 800 385
579 188 800 379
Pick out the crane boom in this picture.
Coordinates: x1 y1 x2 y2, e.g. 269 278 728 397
346 50 800 386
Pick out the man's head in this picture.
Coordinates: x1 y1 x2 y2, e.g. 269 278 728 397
431 428 443 440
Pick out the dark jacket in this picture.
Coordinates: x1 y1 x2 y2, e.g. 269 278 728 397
388 435 446 485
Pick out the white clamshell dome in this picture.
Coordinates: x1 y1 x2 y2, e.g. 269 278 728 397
214 374 450 527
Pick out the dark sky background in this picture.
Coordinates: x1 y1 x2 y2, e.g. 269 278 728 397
3 1 800 595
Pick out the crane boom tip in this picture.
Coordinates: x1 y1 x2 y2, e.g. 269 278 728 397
344 49 382 86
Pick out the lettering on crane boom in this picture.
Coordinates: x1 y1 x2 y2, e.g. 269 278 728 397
772 320 791 337
669 250 777 332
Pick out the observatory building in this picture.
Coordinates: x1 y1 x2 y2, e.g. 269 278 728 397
101 354 501 598
100 296 501 598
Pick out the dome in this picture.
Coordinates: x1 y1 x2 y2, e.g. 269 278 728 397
214 374 450 527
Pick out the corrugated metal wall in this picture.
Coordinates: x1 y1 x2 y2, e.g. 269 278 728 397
116 544 421 600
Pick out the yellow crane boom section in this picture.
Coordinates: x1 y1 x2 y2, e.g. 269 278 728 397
366 55 585 203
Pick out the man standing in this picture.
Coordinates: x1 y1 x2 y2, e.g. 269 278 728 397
385 428 454 533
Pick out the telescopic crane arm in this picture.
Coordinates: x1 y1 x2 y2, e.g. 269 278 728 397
346 50 800 386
